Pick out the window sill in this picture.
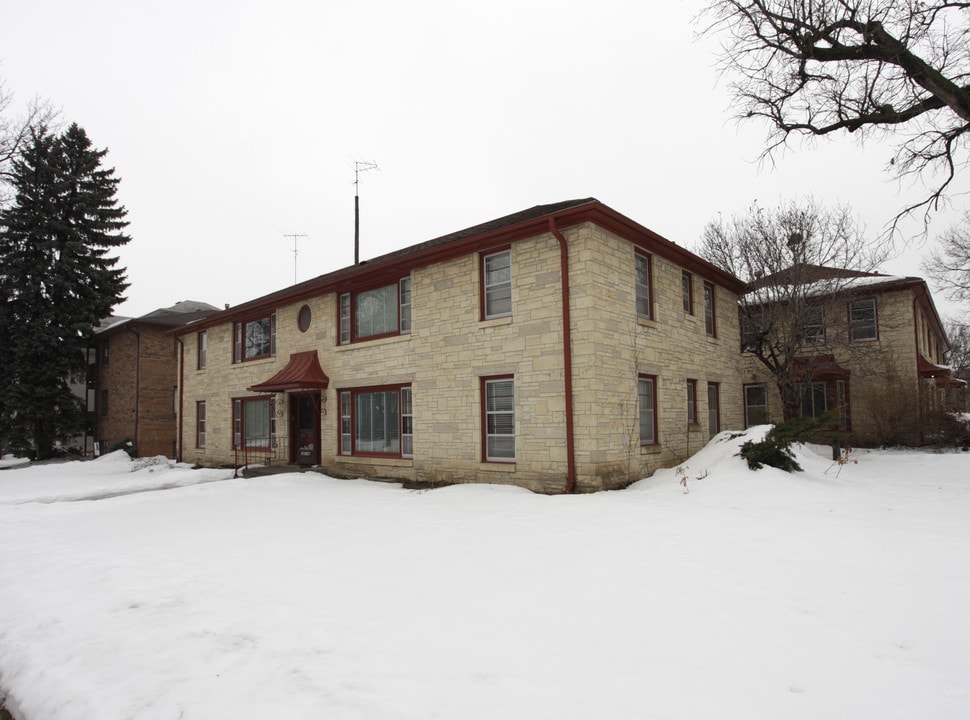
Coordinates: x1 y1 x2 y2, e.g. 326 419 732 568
480 315 513 327
640 443 663 455
231 356 276 368
336 456 413 468
479 461 515 472
336 333 411 351
637 316 659 329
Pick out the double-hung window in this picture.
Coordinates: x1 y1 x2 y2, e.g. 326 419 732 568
638 375 657 444
338 385 412 457
338 277 412 344
196 401 207 448
707 382 720 436
233 396 275 449
849 299 877 341
703 282 716 337
686 379 698 425
198 331 207 369
800 306 825 346
635 252 653 319
682 271 694 314
482 250 512 319
233 314 276 363
799 382 828 418
483 377 515 461
744 384 768 427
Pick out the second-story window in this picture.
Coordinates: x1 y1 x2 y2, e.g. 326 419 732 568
682 271 693 314
233 313 276 363
197 331 207 369
800 306 825 346
635 252 652 319
338 276 412 345
704 282 717 337
849 299 878 341
482 249 512 319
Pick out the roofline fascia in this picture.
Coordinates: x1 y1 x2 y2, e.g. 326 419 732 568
178 199 745 335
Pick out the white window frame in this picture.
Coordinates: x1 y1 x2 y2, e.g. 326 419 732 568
484 377 515 461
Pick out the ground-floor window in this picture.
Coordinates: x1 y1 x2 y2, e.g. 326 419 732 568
638 375 657 445
798 379 850 430
196 401 206 448
707 382 720 437
483 376 515 461
744 384 768 427
233 396 276 449
687 379 697 425
338 385 411 457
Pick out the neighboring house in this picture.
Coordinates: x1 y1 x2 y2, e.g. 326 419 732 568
176 199 747 493
94 301 219 458
738 266 964 445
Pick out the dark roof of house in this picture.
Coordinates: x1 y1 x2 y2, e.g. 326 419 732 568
96 301 220 335
182 198 747 333
747 263 880 290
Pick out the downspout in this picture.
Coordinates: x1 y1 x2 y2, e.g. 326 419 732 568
125 325 141 453
549 218 578 493
176 336 185 463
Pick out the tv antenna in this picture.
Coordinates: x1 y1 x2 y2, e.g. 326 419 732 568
283 232 308 284
353 160 379 265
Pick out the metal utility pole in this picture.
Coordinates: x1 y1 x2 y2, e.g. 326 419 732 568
353 160 378 265
283 233 308 284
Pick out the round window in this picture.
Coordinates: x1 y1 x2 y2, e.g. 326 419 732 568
297 304 312 332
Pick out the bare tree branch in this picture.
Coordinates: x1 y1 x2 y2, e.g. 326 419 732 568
702 1 970 224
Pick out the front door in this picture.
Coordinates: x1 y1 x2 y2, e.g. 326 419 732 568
290 392 320 466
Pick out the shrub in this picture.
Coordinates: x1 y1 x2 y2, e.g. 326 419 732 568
738 415 832 472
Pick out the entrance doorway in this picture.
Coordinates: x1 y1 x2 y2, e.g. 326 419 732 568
290 392 320 465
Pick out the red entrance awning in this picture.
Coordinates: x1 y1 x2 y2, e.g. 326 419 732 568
247 350 330 392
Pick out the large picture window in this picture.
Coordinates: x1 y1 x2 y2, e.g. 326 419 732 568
338 385 412 457
233 314 276 363
638 375 657 445
338 277 411 344
232 396 275 449
482 250 512 319
849 299 878 341
483 377 515 461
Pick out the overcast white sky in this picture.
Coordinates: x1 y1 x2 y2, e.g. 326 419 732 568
1 0 967 320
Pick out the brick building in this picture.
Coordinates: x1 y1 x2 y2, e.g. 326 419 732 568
175 199 747 492
94 301 218 457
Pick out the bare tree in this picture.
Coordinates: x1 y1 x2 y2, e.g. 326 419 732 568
924 212 970 304
944 318 970 380
702 1 970 222
0 77 55 207
700 198 888 418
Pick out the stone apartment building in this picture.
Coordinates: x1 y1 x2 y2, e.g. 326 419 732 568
738 269 963 445
175 199 747 493
94 301 218 457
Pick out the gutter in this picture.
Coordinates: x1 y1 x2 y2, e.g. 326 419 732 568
549 217 578 493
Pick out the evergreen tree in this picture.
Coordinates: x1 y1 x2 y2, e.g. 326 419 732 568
0 123 130 458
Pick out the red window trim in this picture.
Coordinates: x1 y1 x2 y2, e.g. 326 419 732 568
336 276 411 345
847 297 879 342
686 378 698 425
196 400 206 448
232 312 276 363
682 271 694 315
704 282 717 338
481 374 516 463
707 381 721 435
638 373 658 446
479 246 513 322
232 395 276 450
635 250 654 320
197 331 207 370
336 383 412 458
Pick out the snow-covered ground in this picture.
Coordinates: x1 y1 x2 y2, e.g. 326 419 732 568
0 434 968 719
